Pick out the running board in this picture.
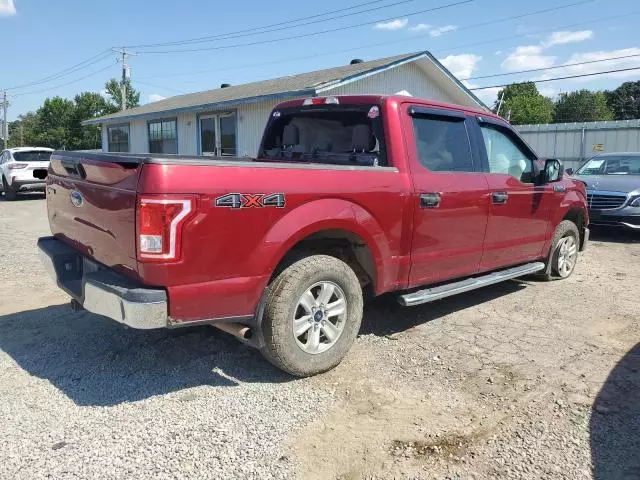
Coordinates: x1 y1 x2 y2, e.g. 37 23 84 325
398 262 545 307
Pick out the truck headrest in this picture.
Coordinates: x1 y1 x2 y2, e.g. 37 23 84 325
352 124 376 152
283 124 299 147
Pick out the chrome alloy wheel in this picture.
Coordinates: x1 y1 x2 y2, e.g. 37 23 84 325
293 281 347 354
556 236 578 278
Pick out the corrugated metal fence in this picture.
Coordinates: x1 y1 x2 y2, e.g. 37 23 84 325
516 119 640 170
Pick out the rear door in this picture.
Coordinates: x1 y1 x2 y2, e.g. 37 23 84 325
47 152 143 276
472 116 554 270
403 105 490 287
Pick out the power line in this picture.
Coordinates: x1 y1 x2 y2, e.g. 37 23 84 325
3 50 113 91
137 0 603 81
127 0 416 48
136 0 475 54
12 62 118 98
470 66 640 90
464 53 640 81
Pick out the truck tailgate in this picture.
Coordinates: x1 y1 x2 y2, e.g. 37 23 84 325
46 152 143 277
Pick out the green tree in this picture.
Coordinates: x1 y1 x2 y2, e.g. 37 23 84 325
554 90 613 123
104 78 140 112
494 82 554 125
69 92 111 150
33 97 76 149
605 81 640 120
493 82 540 110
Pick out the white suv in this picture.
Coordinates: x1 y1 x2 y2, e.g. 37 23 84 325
0 147 53 201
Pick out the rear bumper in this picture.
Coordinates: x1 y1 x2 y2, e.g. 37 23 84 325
38 236 168 329
14 181 46 192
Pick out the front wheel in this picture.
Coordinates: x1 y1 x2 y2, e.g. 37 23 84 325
260 255 363 377
540 220 580 280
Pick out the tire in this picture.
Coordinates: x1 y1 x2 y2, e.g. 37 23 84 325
539 220 580 281
260 255 363 377
2 177 17 201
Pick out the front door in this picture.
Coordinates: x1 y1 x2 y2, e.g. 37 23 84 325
473 117 555 270
199 113 236 156
404 106 490 287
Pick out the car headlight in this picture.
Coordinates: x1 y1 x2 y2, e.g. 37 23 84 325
630 196 640 207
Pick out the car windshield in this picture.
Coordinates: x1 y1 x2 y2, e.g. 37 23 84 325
577 155 640 175
13 151 52 163
259 105 386 167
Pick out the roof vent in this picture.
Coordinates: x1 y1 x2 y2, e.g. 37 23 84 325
350 59 364 65
220 83 232 88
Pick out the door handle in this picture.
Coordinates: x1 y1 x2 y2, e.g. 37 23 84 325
420 192 441 208
492 191 508 204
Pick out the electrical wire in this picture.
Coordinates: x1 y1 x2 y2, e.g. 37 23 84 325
470 66 640 90
136 1 619 82
4 50 113 91
127 0 418 48
12 62 118 98
464 53 640 81
136 0 475 54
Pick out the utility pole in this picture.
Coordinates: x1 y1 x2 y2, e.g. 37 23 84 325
496 91 505 116
1 91 9 149
112 48 137 111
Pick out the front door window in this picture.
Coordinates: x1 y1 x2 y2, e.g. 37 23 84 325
200 113 236 156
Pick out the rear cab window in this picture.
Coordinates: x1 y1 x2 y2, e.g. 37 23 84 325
259 104 387 167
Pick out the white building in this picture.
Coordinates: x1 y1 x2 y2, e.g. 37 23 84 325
84 51 487 157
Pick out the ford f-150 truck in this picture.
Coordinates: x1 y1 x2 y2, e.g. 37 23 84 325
38 95 589 376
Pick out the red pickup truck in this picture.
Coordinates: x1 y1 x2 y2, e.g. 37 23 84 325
38 95 589 376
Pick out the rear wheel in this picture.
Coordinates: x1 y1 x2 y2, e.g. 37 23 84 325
260 255 363 377
540 220 580 280
2 177 17 201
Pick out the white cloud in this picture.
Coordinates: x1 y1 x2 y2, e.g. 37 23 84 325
410 23 431 32
148 94 166 103
0 0 16 16
494 50 503 56
429 25 457 37
439 54 482 79
535 47 640 82
538 86 559 98
374 18 408 31
543 30 593 48
501 45 556 71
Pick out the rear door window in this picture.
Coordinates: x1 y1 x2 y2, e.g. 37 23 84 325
260 105 386 166
411 114 474 173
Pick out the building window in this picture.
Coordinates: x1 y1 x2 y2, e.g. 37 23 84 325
148 119 177 154
107 124 130 152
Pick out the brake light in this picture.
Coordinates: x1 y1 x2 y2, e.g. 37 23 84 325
8 163 28 170
136 196 195 262
302 97 340 106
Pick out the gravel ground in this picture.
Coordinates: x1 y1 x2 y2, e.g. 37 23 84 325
1 193 639 480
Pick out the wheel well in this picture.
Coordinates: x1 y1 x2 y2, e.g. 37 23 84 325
563 208 586 243
271 229 376 290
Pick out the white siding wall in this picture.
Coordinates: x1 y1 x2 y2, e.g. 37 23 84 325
177 111 198 155
327 62 455 102
130 119 148 153
101 126 108 152
236 99 282 157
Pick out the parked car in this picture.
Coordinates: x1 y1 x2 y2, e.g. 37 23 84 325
567 152 640 230
37 95 589 376
0 147 53 200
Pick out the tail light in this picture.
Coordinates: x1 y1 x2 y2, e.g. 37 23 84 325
8 163 28 170
302 96 339 106
136 196 195 262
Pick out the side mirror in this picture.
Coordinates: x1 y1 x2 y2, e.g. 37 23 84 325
542 159 563 183
565 167 574 176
